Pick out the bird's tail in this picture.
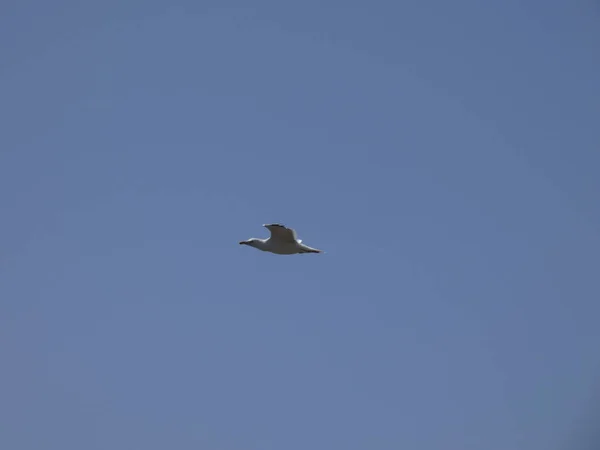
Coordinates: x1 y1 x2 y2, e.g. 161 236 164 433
298 246 323 254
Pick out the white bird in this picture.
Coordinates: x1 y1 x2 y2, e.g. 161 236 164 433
239 224 324 255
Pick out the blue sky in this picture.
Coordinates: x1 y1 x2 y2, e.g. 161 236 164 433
1 1 599 449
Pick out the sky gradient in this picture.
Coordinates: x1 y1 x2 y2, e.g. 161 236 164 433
1 1 599 449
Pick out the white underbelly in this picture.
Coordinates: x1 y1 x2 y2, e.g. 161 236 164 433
267 243 299 255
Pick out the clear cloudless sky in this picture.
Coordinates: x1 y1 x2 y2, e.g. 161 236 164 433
1 1 599 449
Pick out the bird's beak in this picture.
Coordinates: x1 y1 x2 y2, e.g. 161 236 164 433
239 241 247 245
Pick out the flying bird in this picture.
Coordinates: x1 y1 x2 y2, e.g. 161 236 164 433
239 224 324 255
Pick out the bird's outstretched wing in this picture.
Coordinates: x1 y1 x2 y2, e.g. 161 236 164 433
263 223 298 243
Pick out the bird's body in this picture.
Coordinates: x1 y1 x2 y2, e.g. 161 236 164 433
240 224 323 255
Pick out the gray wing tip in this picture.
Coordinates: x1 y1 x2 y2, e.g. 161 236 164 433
263 223 287 228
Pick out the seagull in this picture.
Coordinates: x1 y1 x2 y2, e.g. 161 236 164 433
239 224 324 255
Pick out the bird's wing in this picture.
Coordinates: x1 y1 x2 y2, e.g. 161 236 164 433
263 223 298 243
